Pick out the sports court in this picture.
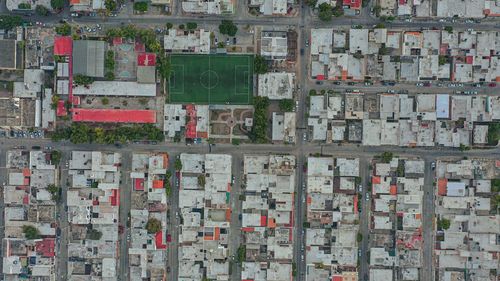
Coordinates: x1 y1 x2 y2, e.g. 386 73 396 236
169 54 254 105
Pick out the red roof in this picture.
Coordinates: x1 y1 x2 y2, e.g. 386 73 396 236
35 239 55 257
155 231 167 249
343 0 361 8
134 178 144 191
316 75 325 80
54 36 72 56
112 37 123 46
332 276 343 281
56 100 67 116
186 104 197 139
466 56 474 64
137 53 157 66
110 189 119 206
72 109 156 123
260 215 267 227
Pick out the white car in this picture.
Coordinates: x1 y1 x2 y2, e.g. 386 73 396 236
365 193 370 201
303 133 307 141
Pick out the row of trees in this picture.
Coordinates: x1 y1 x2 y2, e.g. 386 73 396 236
248 97 269 143
106 25 161 53
51 123 164 144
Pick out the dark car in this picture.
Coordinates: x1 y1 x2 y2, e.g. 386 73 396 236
233 37 237 44
348 82 355 85
332 81 341 85
300 48 304 56
32 145 41 150
489 83 496 87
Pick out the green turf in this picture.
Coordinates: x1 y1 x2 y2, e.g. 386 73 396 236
169 54 254 105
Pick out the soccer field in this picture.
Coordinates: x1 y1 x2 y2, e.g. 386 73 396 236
169 54 254 105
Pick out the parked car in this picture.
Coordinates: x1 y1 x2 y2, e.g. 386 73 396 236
431 162 436 170
365 193 370 201
488 83 496 87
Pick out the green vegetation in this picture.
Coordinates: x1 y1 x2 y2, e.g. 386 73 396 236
459 144 470 151
380 152 393 163
373 5 381 17
254 55 268 74
51 123 164 144
101 97 109 105
318 3 332 21
156 53 171 80
309 89 317 96
197 175 206 187
488 123 500 145
248 97 269 143
164 171 172 196
232 139 240 145
304 0 317 7
145 218 162 234
166 22 173 29
444 26 453 33
492 195 500 212
105 50 115 70
35 5 50 16
439 55 449 66
219 20 238 36
357 233 363 242
47 184 60 202
73 74 94 86
23 225 40 239
18 3 31 9
375 23 385 28
186 22 197 30
105 71 115 81
106 25 161 53
279 99 294 112
237 246 246 262
0 15 23 30
86 229 103 240
362 0 370 7
133 2 148 12
378 45 388 55
492 179 500 192
292 262 297 276
437 218 451 230
169 54 253 104
50 0 64 10
50 150 62 165
55 23 72 36
105 0 117 11
174 158 182 171
51 95 60 110
380 15 396 22
178 24 185 30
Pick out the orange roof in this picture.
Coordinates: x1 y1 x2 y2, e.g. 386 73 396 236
372 176 381 184
268 217 276 228
390 185 397 195
438 178 448 196
152 180 164 189
22 168 30 177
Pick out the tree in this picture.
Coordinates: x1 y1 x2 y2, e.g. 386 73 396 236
47 184 60 201
332 6 343 17
237 246 246 262
439 55 448 65
438 218 450 230
174 159 182 171
373 5 382 17
305 0 317 7
73 75 94 86
219 20 238 36
444 26 453 33
375 23 385 28
362 0 370 7
378 46 388 55
133 2 148 12
17 3 30 9
145 218 162 234
279 99 294 111
309 89 317 96
381 152 393 163
254 55 268 74
318 3 332 21
178 24 185 30
23 225 40 239
232 139 240 145
0 15 23 30
105 71 115 81
157 53 171 79
487 123 500 145
35 5 50 16
248 97 269 143
101 97 109 105
166 22 173 30
459 144 470 151
105 0 117 11
357 233 363 242
50 150 62 164
50 0 64 10
55 23 71 36
87 229 103 240
197 175 206 187
186 22 197 30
